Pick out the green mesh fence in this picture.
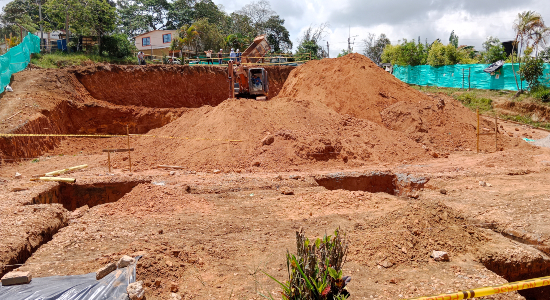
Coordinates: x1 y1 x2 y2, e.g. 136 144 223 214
393 63 550 91
1 33 41 93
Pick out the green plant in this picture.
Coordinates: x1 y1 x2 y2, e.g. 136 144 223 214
456 93 493 111
530 85 550 101
262 228 350 300
518 56 544 89
101 34 136 58
31 158 39 163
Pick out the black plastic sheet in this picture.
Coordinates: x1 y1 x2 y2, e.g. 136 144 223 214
0 256 140 300
483 60 504 73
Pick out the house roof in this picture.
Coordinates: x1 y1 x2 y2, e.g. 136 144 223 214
134 30 176 38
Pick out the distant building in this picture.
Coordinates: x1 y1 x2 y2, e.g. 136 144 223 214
34 30 64 51
380 63 393 73
501 41 515 56
134 30 182 58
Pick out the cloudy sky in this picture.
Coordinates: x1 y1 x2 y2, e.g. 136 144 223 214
217 0 550 57
1 0 548 57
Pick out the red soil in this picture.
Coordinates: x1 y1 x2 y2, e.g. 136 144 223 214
116 54 528 171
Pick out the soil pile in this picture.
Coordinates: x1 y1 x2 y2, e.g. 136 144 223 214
117 97 432 171
351 200 488 268
112 54 528 170
278 53 424 124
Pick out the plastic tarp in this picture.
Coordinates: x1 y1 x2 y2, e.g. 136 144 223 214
483 60 504 73
0 256 140 300
0 33 41 93
393 63 550 91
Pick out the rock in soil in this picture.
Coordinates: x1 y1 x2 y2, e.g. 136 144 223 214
431 250 450 262
96 262 116 280
261 135 275 145
1 271 32 285
280 186 294 195
116 255 135 268
127 281 145 300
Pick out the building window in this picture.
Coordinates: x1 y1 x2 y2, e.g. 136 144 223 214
163 33 171 43
142 37 150 46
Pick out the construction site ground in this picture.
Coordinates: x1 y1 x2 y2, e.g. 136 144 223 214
2 55 550 300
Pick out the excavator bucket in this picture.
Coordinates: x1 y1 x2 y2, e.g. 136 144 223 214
241 35 271 64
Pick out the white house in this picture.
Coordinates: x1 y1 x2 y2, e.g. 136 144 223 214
134 30 178 58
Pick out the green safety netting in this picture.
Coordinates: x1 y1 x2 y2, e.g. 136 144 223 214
1 33 41 93
393 63 550 91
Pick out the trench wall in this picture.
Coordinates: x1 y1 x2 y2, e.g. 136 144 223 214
74 65 295 108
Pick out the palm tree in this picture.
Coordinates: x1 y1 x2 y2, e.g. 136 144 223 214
511 10 546 91
171 24 199 61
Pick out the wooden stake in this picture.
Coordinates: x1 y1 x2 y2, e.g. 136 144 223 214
107 151 111 173
476 108 480 154
127 125 132 172
495 114 498 152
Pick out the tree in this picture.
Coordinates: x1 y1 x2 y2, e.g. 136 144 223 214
171 22 199 56
295 23 328 59
427 40 446 66
263 15 291 52
236 0 274 35
518 56 544 89
363 33 390 64
192 0 226 28
512 10 547 91
226 12 254 39
380 44 400 65
337 49 350 57
541 46 550 62
168 0 194 29
117 0 173 37
480 36 507 63
102 33 135 57
449 30 459 48
85 0 116 54
45 0 88 51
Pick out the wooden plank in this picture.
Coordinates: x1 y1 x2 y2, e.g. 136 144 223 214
102 148 134 153
30 177 76 183
45 164 88 176
157 165 186 169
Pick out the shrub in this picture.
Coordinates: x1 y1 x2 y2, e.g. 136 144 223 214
530 85 550 102
455 93 493 111
101 34 136 58
262 228 350 300
518 56 544 89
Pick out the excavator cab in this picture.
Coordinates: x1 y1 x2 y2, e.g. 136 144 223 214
248 68 268 97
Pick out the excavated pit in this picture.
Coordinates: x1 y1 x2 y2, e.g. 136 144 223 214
32 181 146 211
0 65 295 161
73 65 295 108
314 172 429 196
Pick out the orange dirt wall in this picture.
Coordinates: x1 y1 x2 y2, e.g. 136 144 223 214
73 65 295 108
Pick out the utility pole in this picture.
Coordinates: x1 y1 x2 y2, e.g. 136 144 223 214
347 25 358 54
327 41 329 58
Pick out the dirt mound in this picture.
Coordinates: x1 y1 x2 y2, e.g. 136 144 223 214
279 53 527 153
278 53 426 124
351 200 488 268
114 97 432 171
381 94 527 152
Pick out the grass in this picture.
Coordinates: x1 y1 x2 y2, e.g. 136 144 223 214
30 52 137 68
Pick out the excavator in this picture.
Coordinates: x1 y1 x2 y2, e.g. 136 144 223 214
228 35 270 100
